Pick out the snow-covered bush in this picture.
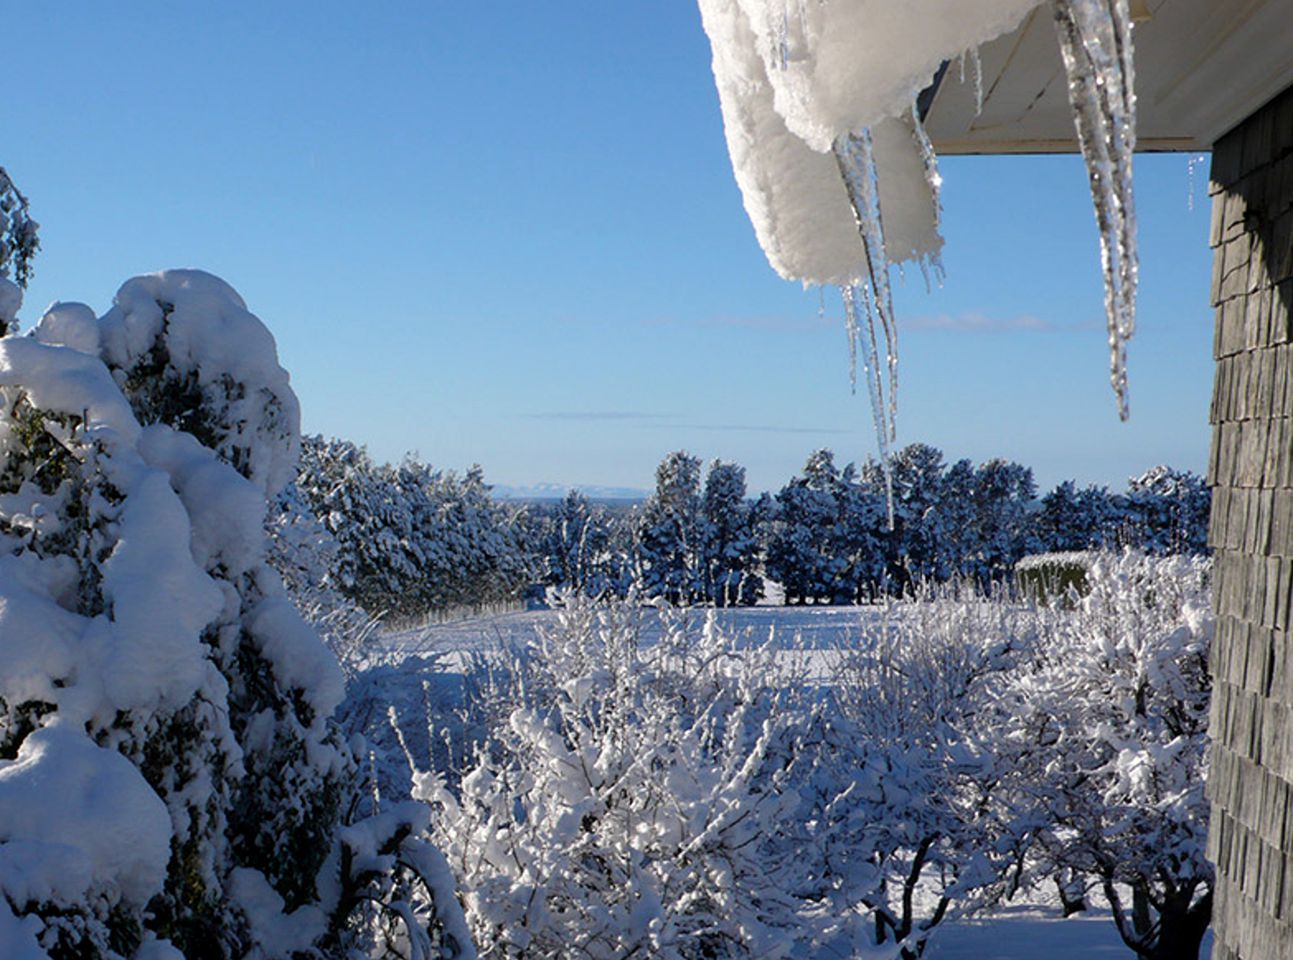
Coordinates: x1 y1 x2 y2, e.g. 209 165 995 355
801 586 1027 957
0 270 469 960
266 479 380 677
997 550 1213 960
428 601 809 958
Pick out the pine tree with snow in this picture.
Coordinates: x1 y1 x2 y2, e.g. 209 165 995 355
530 490 629 599
765 449 854 604
1123 466 1209 555
0 271 470 960
635 451 704 603
699 460 762 605
1036 479 1120 552
965 458 1039 587
0 167 39 309
870 443 949 592
292 437 527 621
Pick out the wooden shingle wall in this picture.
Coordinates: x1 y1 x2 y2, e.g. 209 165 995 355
1207 83 1293 960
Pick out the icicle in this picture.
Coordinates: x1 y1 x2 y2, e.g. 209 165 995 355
969 47 985 115
833 127 902 527
843 284 860 394
843 283 895 528
1186 153 1206 212
1050 0 1138 421
910 97 944 231
833 127 899 441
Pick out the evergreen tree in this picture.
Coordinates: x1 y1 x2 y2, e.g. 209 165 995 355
636 451 704 603
0 271 469 959
967 459 1040 587
531 490 630 598
1123 466 1210 555
883 443 949 591
292 438 527 621
767 450 851 604
1037 480 1120 553
0 166 39 316
700 460 762 605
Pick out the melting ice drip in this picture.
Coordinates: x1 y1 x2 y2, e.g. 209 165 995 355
1051 0 1138 420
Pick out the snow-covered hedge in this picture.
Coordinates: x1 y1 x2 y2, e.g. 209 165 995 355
0 271 469 960
289 436 529 624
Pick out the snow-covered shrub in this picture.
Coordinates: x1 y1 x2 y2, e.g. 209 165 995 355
428 601 809 959
803 586 1027 957
997 550 1213 960
0 270 469 960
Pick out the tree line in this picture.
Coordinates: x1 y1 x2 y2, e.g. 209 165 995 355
283 437 1210 621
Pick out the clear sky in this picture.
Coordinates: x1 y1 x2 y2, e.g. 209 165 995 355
4 2 1215 496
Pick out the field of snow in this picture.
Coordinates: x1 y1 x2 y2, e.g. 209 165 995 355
377 602 1213 960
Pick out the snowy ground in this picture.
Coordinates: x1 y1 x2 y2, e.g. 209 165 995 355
381 604 889 663
375 604 1213 960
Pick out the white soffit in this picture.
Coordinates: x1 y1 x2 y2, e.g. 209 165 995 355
923 0 1293 154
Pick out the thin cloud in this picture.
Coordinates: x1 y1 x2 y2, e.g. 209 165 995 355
644 313 836 333
521 411 676 422
658 423 854 436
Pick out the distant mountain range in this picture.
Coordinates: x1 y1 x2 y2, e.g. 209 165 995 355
491 482 648 503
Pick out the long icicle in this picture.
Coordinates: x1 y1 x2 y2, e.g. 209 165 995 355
833 128 899 527
1051 0 1138 421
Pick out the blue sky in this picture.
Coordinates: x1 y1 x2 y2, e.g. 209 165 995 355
5 3 1215 495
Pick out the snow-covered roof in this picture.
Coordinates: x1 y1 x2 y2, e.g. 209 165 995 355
696 0 1044 284
698 0 1141 437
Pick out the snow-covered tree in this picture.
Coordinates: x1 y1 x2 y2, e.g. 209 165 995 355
0 271 469 960
997 551 1213 960
0 167 39 307
636 451 704 603
1036 479 1119 552
1123 466 1209 555
700 460 762 605
765 449 850 604
963 458 1039 587
292 436 528 622
884 443 950 589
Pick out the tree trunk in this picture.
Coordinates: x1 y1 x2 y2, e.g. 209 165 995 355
1149 890 1213 960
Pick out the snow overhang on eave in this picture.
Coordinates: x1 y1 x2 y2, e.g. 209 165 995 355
922 0 1293 155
